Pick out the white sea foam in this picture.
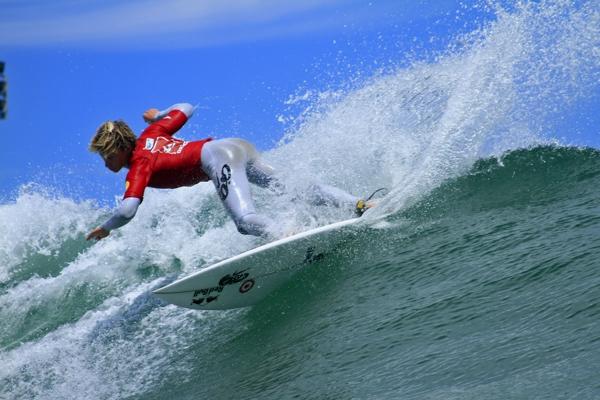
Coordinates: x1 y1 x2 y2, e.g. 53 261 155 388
0 278 239 399
0 186 101 284
268 1 598 219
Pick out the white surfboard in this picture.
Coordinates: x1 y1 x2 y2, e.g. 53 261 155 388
152 218 361 310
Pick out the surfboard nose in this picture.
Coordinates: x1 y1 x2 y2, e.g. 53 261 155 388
151 286 170 295
152 291 188 308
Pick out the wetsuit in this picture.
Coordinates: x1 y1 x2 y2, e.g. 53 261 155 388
101 103 210 232
100 103 360 237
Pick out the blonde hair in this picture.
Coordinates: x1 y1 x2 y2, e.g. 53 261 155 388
89 120 137 157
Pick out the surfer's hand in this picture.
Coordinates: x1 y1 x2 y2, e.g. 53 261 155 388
86 227 110 241
143 108 159 123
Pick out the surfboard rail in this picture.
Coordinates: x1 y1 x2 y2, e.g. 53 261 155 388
152 218 360 310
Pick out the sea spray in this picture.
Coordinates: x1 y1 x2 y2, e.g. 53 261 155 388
266 0 599 218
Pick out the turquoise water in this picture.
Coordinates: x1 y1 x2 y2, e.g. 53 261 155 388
2 1 600 398
3 147 600 399
150 147 600 399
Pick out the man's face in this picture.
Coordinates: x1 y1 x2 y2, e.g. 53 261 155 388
102 149 129 172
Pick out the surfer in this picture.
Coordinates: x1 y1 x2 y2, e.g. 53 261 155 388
86 102 372 241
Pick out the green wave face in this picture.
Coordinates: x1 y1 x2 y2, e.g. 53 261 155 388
3 145 600 400
403 146 600 219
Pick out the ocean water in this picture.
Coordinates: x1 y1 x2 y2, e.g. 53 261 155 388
1 1 600 399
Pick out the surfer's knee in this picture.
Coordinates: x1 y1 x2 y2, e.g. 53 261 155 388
234 213 273 237
230 138 259 159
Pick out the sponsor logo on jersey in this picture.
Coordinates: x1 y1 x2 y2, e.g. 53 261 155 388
150 136 188 155
144 138 155 150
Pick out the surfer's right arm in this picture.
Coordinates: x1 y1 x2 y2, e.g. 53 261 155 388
86 197 141 241
143 103 195 124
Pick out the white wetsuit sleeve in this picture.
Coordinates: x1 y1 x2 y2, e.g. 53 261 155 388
100 197 141 231
154 103 195 120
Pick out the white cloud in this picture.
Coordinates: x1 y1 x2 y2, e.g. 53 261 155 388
0 0 373 47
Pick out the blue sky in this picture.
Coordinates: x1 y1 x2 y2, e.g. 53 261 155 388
0 0 597 203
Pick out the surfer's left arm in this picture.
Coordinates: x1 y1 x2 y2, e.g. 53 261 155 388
86 197 141 241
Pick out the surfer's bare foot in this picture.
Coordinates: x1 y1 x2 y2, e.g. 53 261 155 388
355 188 387 217
355 199 376 216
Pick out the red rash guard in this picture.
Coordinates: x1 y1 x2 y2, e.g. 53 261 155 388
124 109 212 199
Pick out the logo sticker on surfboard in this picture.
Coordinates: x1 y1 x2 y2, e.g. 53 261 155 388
239 279 255 293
